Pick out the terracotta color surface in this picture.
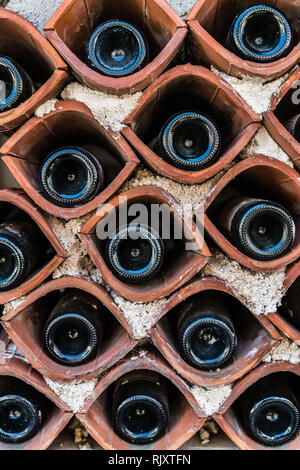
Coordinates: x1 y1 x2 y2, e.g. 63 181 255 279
0 8 69 132
150 277 281 387
267 260 300 344
187 0 300 81
80 185 211 302
0 330 73 450
201 155 300 272
1 100 140 219
214 361 300 450
1 277 138 382
264 67 300 167
76 347 206 450
44 0 187 96
0 189 66 304
122 64 261 184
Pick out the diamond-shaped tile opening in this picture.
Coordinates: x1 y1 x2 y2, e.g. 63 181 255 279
123 64 260 184
0 189 66 304
268 260 300 344
0 9 68 132
264 68 300 168
201 155 300 272
44 0 187 95
2 277 138 382
76 348 206 450
80 185 210 303
1 100 140 220
151 277 280 387
214 363 300 450
0 330 72 450
187 0 300 80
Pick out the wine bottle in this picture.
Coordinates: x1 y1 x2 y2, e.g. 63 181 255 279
106 225 164 282
280 277 300 331
87 20 148 77
225 5 293 63
112 371 168 444
0 56 34 112
0 376 45 443
40 146 104 207
219 197 295 261
177 294 237 370
0 221 41 291
158 111 221 170
235 373 300 446
284 114 300 143
43 290 103 366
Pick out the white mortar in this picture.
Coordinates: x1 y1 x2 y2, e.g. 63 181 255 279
35 99 58 117
47 215 103 284
263 339 300 364
6 0 64 33
202 251 286 315
122 167 224 218
166 0 196 18
44 377 97 413
191 383 232 416
241 126 293 167
110 291 168 340
61 83 142 134
212 66 292 115
2 296 26 315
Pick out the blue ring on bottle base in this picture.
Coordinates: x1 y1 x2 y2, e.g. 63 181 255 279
107 226 163 282
249 396 300 446
114 394 168 444
88 20 147 77
233 5 292 62
0 236 24 290
161 112 220 170
40 148 100 207
0 395 41 443
237 203 295 260
0 57 23 112
180 316 236 370
44 313 98 366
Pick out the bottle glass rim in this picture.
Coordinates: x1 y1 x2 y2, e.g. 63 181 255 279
115 394 168 444
233 5 292 62
0 236 25 290
161 112 220 170
107 225 163 281
179 316 236 370
0 395 40 443
249 396 300 446
0 57 23 112
88 20 147 77
44 312 99 365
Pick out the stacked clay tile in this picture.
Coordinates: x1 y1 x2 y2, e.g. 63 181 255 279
0 0 299 450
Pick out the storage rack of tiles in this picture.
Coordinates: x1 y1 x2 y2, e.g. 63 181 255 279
0 0 299 450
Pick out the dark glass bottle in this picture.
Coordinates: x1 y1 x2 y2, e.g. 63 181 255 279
112 371 168 444
0 376 45 443
177 294 237 370
219 197 295 261
158 111 221 170
0 221 41 291
87 20 148 77
0 56 34 112
225 5 293 63
235 373 300 446
279 276 300 331
43 290 103 366
106 225 164 283
284 114 300 143
40 146 104 207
